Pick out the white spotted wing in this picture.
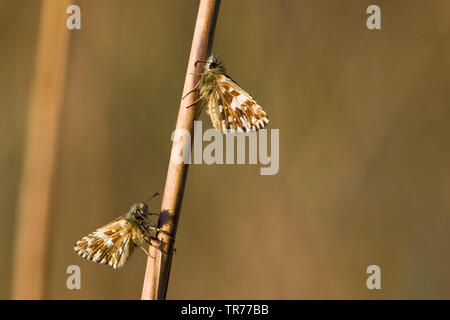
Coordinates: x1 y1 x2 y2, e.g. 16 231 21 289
74 218 134 270
208 74 269 134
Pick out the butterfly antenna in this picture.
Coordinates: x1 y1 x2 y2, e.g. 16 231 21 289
145 192 160 203
195 60 209 67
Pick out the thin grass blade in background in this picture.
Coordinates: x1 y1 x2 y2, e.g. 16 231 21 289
12 0 71 299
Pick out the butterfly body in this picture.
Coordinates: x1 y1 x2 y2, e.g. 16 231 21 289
74 202 159 269
193 54 269 134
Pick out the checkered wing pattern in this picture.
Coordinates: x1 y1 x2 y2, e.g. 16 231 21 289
74 217 134 270
208 74 269 134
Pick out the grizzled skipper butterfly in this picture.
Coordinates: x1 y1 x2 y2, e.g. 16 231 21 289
74 193 164 269
185 54 269 134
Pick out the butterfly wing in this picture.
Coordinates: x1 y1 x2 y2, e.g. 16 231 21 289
208 74 269 134
74 217 135 269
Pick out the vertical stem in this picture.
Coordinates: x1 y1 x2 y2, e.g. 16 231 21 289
141 0 221 300
12 0 71 299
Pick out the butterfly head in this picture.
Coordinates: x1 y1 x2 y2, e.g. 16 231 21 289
128 202 149 221
205 54 225 73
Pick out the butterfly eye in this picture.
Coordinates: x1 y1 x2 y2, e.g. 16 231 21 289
132 211 142 220
209 63 217 70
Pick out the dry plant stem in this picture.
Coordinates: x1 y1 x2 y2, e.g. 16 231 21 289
141 0 221 300
12 0 71 299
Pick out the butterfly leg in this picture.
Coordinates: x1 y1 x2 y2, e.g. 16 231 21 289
137 242 155 259
186 95 204 108
144 235 173 255
156 229 174 240
182 80 202 100
146 225 174 240
197 101 205 115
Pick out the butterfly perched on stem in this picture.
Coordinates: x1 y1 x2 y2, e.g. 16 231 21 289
74 193 165 269
185 54 269 134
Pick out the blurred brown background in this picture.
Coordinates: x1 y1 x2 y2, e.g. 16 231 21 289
1 0 450 299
